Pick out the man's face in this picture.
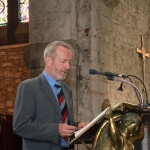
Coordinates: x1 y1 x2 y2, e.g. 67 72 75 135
45 46 72 80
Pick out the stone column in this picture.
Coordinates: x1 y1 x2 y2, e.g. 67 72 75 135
29 0 77 43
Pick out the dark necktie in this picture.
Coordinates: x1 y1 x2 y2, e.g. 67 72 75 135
55 84 69 143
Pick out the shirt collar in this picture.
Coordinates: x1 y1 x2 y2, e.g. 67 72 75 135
43 71 61 87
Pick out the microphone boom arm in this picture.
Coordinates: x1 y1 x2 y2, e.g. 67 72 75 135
114 78 144 109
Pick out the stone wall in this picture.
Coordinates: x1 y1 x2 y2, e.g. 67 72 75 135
95 0 150 107
0 44 29 114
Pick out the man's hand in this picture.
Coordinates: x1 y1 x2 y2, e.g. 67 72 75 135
78 122 89 130
59 123 77 137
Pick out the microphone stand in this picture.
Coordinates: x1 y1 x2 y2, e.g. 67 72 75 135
89 69 149 111
114 78 144 110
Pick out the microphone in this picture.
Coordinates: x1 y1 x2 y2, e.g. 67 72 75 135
118 82 123 91
89 69 127 78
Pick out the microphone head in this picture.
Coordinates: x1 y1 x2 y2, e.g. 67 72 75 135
118 86 123 91
118 82 123 91
89 69 97 75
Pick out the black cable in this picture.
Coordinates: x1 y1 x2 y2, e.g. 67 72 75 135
126 77 142 104
127 75 149 105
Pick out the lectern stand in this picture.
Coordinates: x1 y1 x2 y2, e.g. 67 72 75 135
70 102 150 150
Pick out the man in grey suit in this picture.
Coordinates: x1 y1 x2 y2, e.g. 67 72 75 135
13 41 88 150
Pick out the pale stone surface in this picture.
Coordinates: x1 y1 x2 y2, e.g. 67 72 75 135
30 0 77 44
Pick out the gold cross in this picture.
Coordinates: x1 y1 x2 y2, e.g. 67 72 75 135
137 35 149 91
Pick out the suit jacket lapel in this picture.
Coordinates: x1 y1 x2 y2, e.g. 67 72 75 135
38 74 61 116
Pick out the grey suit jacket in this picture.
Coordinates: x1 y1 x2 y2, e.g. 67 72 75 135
13 73 76 150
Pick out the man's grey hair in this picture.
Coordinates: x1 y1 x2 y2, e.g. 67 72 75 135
43 41 73 59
